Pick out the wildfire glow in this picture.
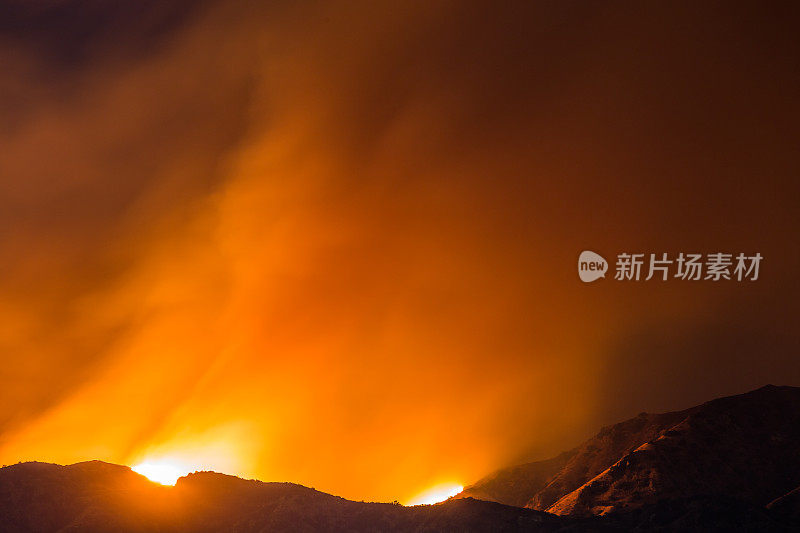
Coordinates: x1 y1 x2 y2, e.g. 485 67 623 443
132 460 193 486
406 483 464 506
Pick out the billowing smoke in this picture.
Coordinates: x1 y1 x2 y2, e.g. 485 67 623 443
0 0 798 502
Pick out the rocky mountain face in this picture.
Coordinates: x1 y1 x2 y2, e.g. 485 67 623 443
460 408 691 511
459 385 800 519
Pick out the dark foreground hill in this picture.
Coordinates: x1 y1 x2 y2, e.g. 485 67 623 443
1 386 800 532
459 385 800 520
1 460 796 532
0 461 581 532
1 460 797 533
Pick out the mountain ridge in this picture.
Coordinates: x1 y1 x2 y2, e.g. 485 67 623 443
1 385 800 531
458 384 800 518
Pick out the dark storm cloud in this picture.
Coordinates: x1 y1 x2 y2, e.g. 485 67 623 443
0 0 209 67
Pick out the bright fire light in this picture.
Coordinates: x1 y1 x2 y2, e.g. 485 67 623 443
132 460 193 485
406 483 464 506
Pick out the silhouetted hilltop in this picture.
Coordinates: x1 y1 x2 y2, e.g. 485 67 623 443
459 385 800 519
0 461 173 532
0 462 569 532
2 386 800 531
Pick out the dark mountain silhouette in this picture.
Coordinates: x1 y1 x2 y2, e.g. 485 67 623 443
1 385 800 531
0 460 175 532
0 462 578 532
599 495 793 532
1 462 794 532
172 472 573 532
459 385 800 519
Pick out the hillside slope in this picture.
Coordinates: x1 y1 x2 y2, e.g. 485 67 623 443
460 385 800 518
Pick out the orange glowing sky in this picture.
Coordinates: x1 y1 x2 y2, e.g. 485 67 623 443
0 0 799 504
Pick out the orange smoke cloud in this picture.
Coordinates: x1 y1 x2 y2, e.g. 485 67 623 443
0 0 799 503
